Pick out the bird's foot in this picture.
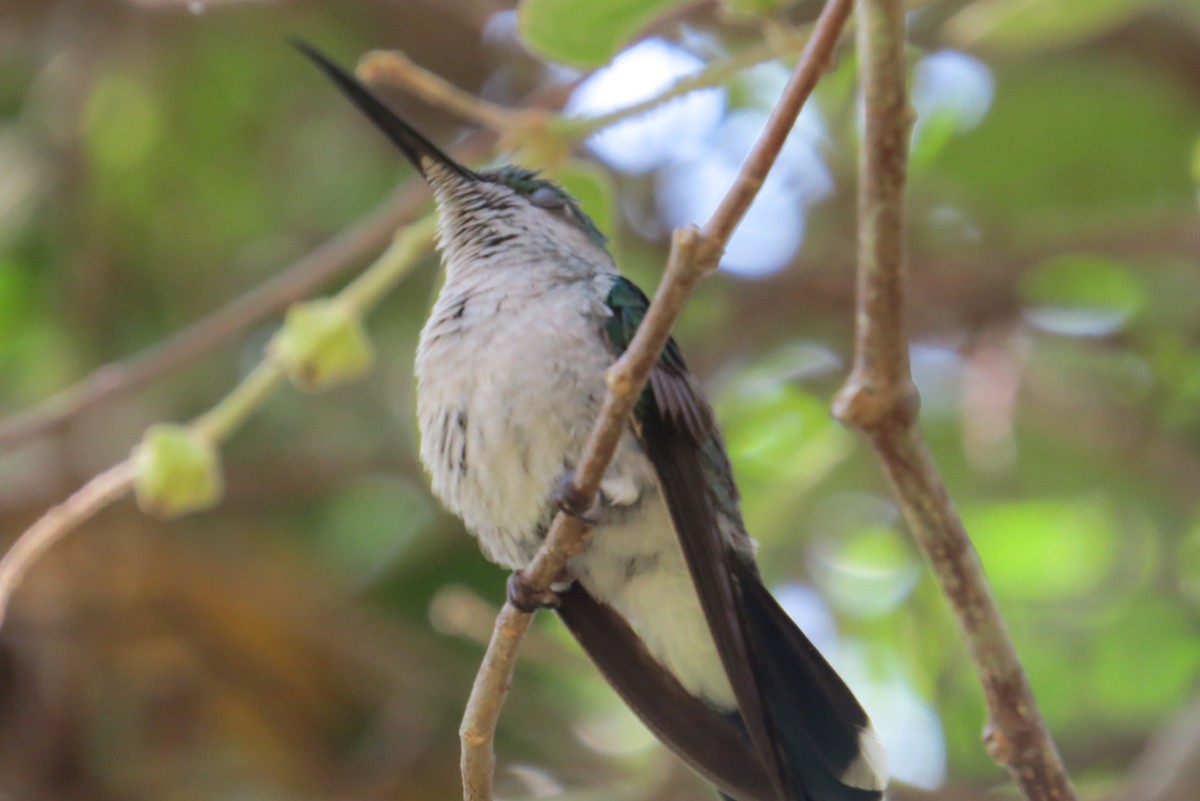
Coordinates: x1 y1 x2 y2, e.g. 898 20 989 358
553 473 605 525
507 569 562 613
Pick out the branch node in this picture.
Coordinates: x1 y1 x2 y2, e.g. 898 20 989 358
693 237 724 275
604 364 634 397
832 373 920 431
985 720 1016 766
461 732 486 747
841 2 1078 799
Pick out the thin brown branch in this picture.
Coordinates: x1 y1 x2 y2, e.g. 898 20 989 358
0 460 134 627
703 0 854 250
1 22 827 456
459 605 531 801
0 220 436 630
566 31 809 138
0 137 487 456
358 50 521 133
458 1 854 798
832 2 1077 801
0 191 403 453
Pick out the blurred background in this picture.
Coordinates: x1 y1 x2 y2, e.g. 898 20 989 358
1 0 1199 799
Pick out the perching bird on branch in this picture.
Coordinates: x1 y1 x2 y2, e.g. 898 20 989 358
297 42 887 801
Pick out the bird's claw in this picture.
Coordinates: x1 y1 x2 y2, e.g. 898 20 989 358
507 570 561 613
553 473 604 525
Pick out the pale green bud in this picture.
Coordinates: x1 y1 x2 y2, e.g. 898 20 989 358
271 299 375 392
133 424 223 519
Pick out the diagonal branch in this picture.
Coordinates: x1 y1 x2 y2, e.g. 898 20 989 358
458 2 854 798
0 25 825 456
0 135 492 456
0 220 437 628
358 49 523 133
562 29 813 140
0 460 135 626
0 188 411 454
831 2 1078 801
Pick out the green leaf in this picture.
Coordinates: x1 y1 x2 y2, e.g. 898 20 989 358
720 383 843 482
721 0 792 18
133 424 223 519
821 524 920 618
938 59 1198 238
717 373 853 544
518 0 690 67
317 477 434 583
1020 253 1145 336
83 71 163 173
1088 598 1200 721
945 0 1163 53
964 496 1116 600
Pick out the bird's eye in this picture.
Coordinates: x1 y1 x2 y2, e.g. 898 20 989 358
529 186 565 210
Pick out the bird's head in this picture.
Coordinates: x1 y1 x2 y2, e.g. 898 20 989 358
295 42 609 273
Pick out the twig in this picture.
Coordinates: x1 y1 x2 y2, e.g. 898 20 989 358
0 27 824 455
359 32 809 143
0 220 437 628
0 138 488 456
561 31 809 140
458 2 853 798
703 0 853 249
0 461 134 627
831 2 1077 801
358 50 522 133
0 189 409 453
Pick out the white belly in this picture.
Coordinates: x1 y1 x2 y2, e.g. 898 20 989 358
572 491 737 709
415 278 735 709
415 279 613 568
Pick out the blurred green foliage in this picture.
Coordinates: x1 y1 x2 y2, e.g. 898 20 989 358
519 0 691 67
1 1 1199 800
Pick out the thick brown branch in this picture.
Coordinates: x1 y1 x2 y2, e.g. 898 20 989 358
869 427 1076 799
834 0 917 429
832 2 1077 801
458 2 854 798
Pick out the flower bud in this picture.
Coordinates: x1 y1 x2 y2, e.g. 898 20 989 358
133 424 223 519
271 300 375 392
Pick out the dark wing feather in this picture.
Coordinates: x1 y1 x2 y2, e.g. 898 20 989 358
599 276 884 801
637 410 793 800
727 557 884 801
556 585 776 801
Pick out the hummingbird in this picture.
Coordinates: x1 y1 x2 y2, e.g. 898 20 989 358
296 42 887 801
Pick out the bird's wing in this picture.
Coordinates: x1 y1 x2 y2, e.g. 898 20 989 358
590 275 886 801
556 584 776 801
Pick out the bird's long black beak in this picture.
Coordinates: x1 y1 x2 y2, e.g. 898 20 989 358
291 39 478 184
